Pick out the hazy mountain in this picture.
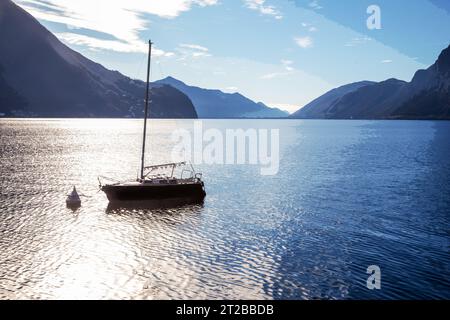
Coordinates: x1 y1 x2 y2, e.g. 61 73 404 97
290 81 375 119
323 78 408 119
156 76 289 118
0 0 198 118
291 44 450 120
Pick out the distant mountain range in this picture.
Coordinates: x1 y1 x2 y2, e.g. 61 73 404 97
156 77 288 118
0 0 287 119
291 44 450 120
0 0 197 118
2 0 448 120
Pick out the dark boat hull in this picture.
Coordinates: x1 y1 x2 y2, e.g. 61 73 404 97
101 182 206 203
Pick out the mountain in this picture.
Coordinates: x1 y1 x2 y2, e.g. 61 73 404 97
0 63 27 114
290 81 375 119
391 45 450 119
156 76 289 118
291 44 450 120
323 78 408 119
0 0 197 118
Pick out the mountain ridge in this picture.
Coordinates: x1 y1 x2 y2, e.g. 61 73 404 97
0 0 198 118
156 76 289 118
291 44 450 120
2 0 448 120
290 81 376 119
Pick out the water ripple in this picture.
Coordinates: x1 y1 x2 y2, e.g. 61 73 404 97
0 119 449 299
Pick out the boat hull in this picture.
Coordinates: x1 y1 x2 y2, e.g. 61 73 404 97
66 200 81 209
101 182 206 203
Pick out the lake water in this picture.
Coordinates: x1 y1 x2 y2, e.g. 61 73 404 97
0 119 449 300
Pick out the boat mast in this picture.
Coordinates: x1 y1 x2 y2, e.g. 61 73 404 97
140 40 153 180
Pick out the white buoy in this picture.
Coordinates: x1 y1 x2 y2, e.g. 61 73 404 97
66 186 81 207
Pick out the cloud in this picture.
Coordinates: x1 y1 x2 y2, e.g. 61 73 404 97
294 36 313 48
16 0 218 52
192 51 211 57
179 44 209 52
381 59 393 63
301 22 318 32
56 32 174 55
176 43 211 59
261 60 296 79
260 72 289 80
308 0 322 10
281 59 294 71
244 0 282 19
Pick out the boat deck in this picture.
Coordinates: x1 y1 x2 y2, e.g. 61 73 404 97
111 178 201 187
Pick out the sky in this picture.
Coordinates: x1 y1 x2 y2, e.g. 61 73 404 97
14 0 450 113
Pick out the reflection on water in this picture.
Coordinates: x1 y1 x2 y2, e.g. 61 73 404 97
105 198 205 212
0 119 449 300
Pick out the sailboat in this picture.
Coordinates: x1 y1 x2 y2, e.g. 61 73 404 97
100 40 206 204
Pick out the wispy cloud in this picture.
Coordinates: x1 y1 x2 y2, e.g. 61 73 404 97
16 0 218 52
244 0 282 19
381 59 393 63
56 32 174 55
281 59 294 71
301 22 318 32
179 44 209 52
294 36 313 48
177 43 211 59
261 59 296 79
192 51 211 57
260 72 288 80
308 0 323 10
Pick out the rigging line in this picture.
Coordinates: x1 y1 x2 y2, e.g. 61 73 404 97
74 189 102 198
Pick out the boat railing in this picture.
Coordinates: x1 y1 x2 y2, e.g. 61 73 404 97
143 162 186 171
143 161 202 181
99 162 203 186
98 175 130 187
143 162 187 179
180 169 191 180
